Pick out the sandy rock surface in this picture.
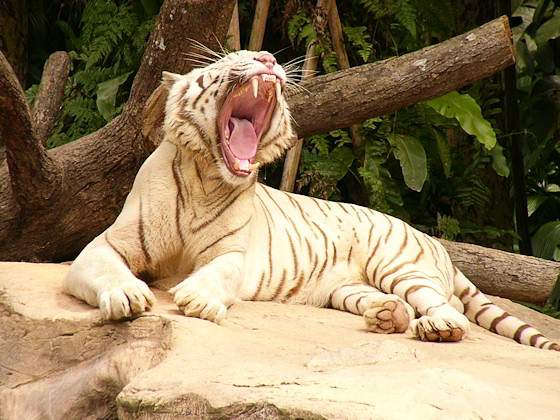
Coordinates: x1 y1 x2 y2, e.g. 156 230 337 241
1 262 559 420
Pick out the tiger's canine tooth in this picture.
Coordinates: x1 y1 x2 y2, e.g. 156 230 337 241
275 81 281 99
251 78 259 98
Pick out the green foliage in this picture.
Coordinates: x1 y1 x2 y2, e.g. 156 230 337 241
96 71 133 121
435 214 460 241
343 26 373 63
532 221 560 261
26 0 159 148
511 0 560 261
359 130 404 216
453 146 492 208
424 91 497 151
284 0 516 243
386 134 427 192
298 130 355 200
519 302 560 319
287 10 314 48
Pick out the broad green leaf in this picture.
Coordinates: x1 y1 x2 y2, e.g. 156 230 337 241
517 75 533 93
512 6 535 44
516 39 534 76
387 134 427 192
424 91 497 150
490 143 510 177
434 130 451 178
535 15 560 46
96 71 132 121
325 147 355 181
527 195 550 217
546 183 560 193
532 221 560 261
307 146 354 182
532 0 553 28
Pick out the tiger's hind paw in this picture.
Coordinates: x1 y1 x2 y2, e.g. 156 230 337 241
170 283 227 324
98 280 156 321
363 296 411 334
410 315 469 342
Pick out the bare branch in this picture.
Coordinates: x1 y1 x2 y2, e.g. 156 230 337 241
32 51 72 146
0 51 60 208
287 16 515 139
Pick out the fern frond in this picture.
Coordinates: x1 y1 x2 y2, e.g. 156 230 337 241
394 0 417 39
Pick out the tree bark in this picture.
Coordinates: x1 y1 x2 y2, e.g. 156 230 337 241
0 50 61 209
0 0 28 87
438 239 559 304
31 51 72 146
1 12 555 305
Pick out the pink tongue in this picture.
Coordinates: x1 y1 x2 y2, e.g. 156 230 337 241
228 117 257 159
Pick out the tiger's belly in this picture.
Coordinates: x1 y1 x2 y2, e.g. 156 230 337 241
238 188 366 305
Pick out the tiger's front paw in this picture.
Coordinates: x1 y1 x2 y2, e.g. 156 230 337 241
170 282 227 323
98 280 156 320
363 296 411 334
410 314 469 342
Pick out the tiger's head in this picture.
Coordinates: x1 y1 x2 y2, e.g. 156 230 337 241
162 49 296 185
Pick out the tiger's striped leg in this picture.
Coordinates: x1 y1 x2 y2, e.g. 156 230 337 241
169 252 244 323
329 283 414 334
398 278 470 342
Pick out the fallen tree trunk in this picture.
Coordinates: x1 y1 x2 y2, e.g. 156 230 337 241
438 239 560 304
0 11 558 303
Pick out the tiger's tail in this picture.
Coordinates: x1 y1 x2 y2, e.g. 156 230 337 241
453 267 560 351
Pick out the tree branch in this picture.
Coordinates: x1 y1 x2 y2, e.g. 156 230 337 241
287 16 515 139
0 51 60 208
32 51 72 146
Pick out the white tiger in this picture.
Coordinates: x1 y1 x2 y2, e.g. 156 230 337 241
63 49 560 351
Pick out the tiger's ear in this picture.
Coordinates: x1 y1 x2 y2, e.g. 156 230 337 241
161 71 182 89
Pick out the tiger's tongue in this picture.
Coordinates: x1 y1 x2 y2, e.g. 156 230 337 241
228 117 257 159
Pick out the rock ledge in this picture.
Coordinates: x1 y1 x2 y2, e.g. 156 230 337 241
1 262 559 420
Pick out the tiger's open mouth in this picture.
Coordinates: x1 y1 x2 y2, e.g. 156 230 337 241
219 73 281 176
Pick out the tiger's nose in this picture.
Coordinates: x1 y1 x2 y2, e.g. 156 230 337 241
255 53 276 69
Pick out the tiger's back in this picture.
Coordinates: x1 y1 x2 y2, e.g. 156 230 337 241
63 47 560 351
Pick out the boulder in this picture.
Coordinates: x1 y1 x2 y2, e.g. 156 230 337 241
1 262 559 420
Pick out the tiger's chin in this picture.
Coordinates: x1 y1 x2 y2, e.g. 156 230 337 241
218 70 282 180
